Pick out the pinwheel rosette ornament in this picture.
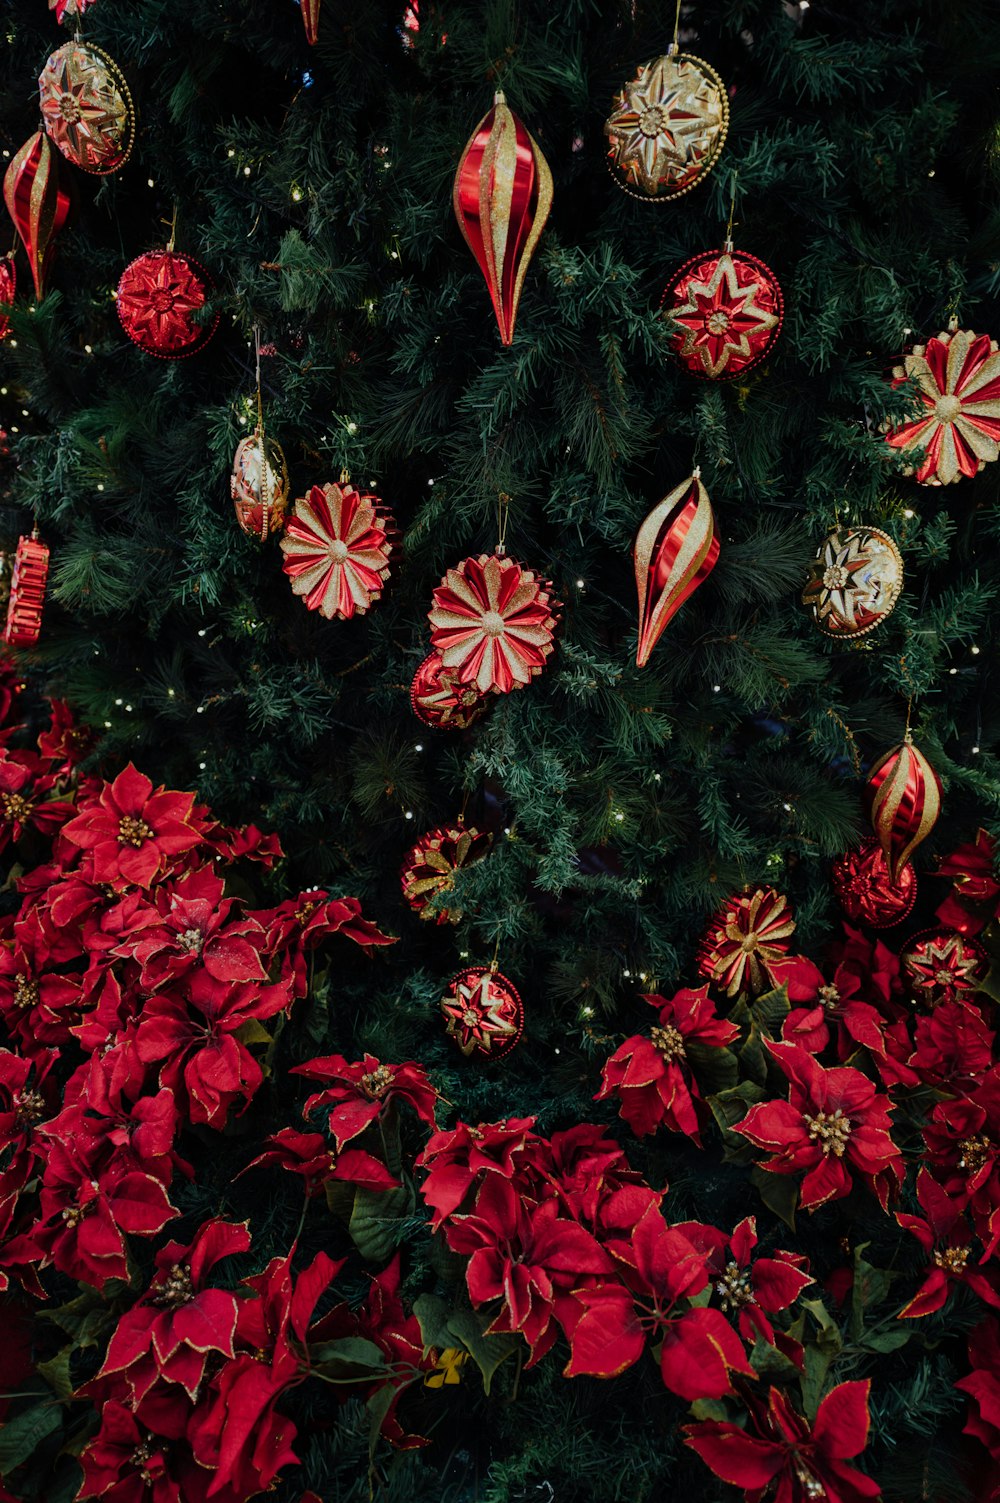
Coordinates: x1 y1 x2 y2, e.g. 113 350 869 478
885 319 1000 486
39 41 135 176
863 731 941 882
428 553 559 696
661 245 783 380
633 470 718 667
4 133 71 301
400 823 492 924
116 250 219 359
696 887 796 998
453 92 552 345
280 481 395 619
604 50 729 201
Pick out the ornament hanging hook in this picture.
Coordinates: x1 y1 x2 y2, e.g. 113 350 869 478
669 0 683 53
161 205 179 255
496 491 510 556
904 697 913 743
724 169 738 253
253 324 264 435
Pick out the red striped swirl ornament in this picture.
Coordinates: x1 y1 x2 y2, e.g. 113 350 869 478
863 734 941 882
633 471 719 667
3 133 71 301
453 91 553 346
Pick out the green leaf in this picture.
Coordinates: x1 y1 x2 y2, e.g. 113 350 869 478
310 1337 387 1382
41 1289 114 1350
37 1347 74 1402
862 1326 911 1353
707 1080 764 1157
849 1242 894 1340
412 1293 453 1353
748 1337 801 1381
234 1018 273 1047
686 1040 739 1094
366 1381 397 1462
0 1402 62 1475
799 1296 844 1420
750 1164 798 1231
348 1182 415 1262
445 1309 517 1396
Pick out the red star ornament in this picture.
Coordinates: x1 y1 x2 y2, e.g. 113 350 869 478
662 247 783 380
441 966 524 1059
116 251 219 359
901 929 988 1009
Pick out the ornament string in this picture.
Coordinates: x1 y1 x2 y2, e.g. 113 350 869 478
496 492 510 556
724 169 738 252
669 0 683 52
161 205 178 255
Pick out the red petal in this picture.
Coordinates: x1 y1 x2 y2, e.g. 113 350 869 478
811 1378 871 1459
683 1422 783 1488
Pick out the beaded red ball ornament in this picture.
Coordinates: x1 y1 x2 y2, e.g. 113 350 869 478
116 250 219 359
661 246 783 380
831 839 917 929
441 966 524 1059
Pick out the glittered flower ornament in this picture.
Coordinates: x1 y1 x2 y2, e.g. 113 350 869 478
400 823 492 923
441 965 524 1058
901 928 989 1009
291 1051 438 1148
428 553 559 695
897 1168 1000 1319
885 322 1000 485
595 986 738 1144
684 1379 881 1502
61 764 203 888
734 1042 903 1212
697 887 796 998
39 41 135 176
116 250 219 359
280 482 394 619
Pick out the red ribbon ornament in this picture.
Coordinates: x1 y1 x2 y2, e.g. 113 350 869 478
453 92 553 346
863 734 941 882
3 134 71 301
300 0 320 43
633 471 719 667
4 532 50 648
0 255 15 343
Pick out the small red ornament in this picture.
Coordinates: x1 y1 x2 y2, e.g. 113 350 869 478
0 256 14 343
885 319 1000 486
428 553 559 695
831 838 917 928
4 532 50 648
441 965 524 1059
697 887 796 998
662 246 783 380
230 431 290 541
3 133 72 301
280 481 394 619
300 0 321 43
900 929 988 1009
49 0 96 20
400 824 492 924
802 524 904 640
410 650 491 731
634 470 718 668
864 733 941 883
116 251 219 359
39 41 135 176
453 91 553 345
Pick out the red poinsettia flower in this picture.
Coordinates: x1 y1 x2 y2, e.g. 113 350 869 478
0 1048 56 1233
36 697 96 772
734 1042 903 1211
0 751 72 854
957 1316 1000 1489
292 1052 438 1148
416 1116 539 1228
674 1216 812 1346
79 1400 181 1503
595 987 738 1144
257 890 394 998
909 1001 994 1094
684 1379 880 1501
61 764 204 888
776 951 919 1090
936 829 999 935
922 1068 1000 1255
897 1168 1000 1318
532 1122 660 1230
123 866 269 992
202 818 284 868
0 911 84 1057
245 1126 400 1193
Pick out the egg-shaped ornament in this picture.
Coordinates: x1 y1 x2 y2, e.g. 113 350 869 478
604 48 729 201
39 41 135 176
661 245 783 380
864 733 941 883
802 525 903 640
117 251 219 359
231 430 290 541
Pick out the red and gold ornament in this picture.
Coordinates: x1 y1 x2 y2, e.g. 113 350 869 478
39 41 135 177
410 650 491 731
453 91 553 345
49 0 96 20
116 250 219 359
0 255 14 343
900 929 988 1009
428 553 559 695
885 319 1000 486
400 823 492 924
802 524 904 640
4 531 50 648
864 733 941 882
604 49 729 201
935 830 999 936
280 481 394 619
831 838 917 929
300 0 321 43
230 429 290 542
662 245 782 380
3 134 71 301
441 965 524 1059
634 470 718 667
697 887 796 998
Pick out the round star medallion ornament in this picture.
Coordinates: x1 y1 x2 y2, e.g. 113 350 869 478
661 246 783 380
831 838 917 929
441 965 524 1060
410 651 491 732
280 481 394 619
900 929 989 1009
116 251 219 359
604 49 729 202
428 553 560 696
802 525 904 640
400 824 493 925
39 41 135 176
885 319 1000 486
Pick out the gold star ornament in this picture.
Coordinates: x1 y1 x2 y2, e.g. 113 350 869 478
604 51 729 201
39 42 135 176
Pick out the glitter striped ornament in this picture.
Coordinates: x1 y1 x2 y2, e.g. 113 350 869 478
633 471 719 667
863 734 941 882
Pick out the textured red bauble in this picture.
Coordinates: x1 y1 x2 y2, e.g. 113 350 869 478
441 966 524 1059
634 470 718 667
409 650 491 731
39 41 135 176
0 256 14 343
4 533 50 648
831 838 917 928
661 247 783 380
900 929 989 1009
802 525 904 640
116 251 219 359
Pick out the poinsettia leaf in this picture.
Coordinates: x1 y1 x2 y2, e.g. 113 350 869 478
0 1400 62 1474
738 1022 770 1086
688 1398 732 1423
445 1308 518 1395
36 1347 73 1402
349 1182 415 1262
748 1336 801 1382
850 1243 894 1341
799 1297 844 1420
751 984 791 1034
40 1290 115 1350
707 1082 764 1159
311 1337 388 1381
862 1325 911 1354
234 1018 273 1047
686 1041 739 1095
412 1293 454 1354
750 1165 798 1232
366 1381 397 1463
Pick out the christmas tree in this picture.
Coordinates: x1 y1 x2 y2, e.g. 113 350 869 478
2 0 1000 1499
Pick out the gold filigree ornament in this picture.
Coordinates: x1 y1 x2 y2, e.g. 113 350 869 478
604 47 729 202
39 41 135 176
